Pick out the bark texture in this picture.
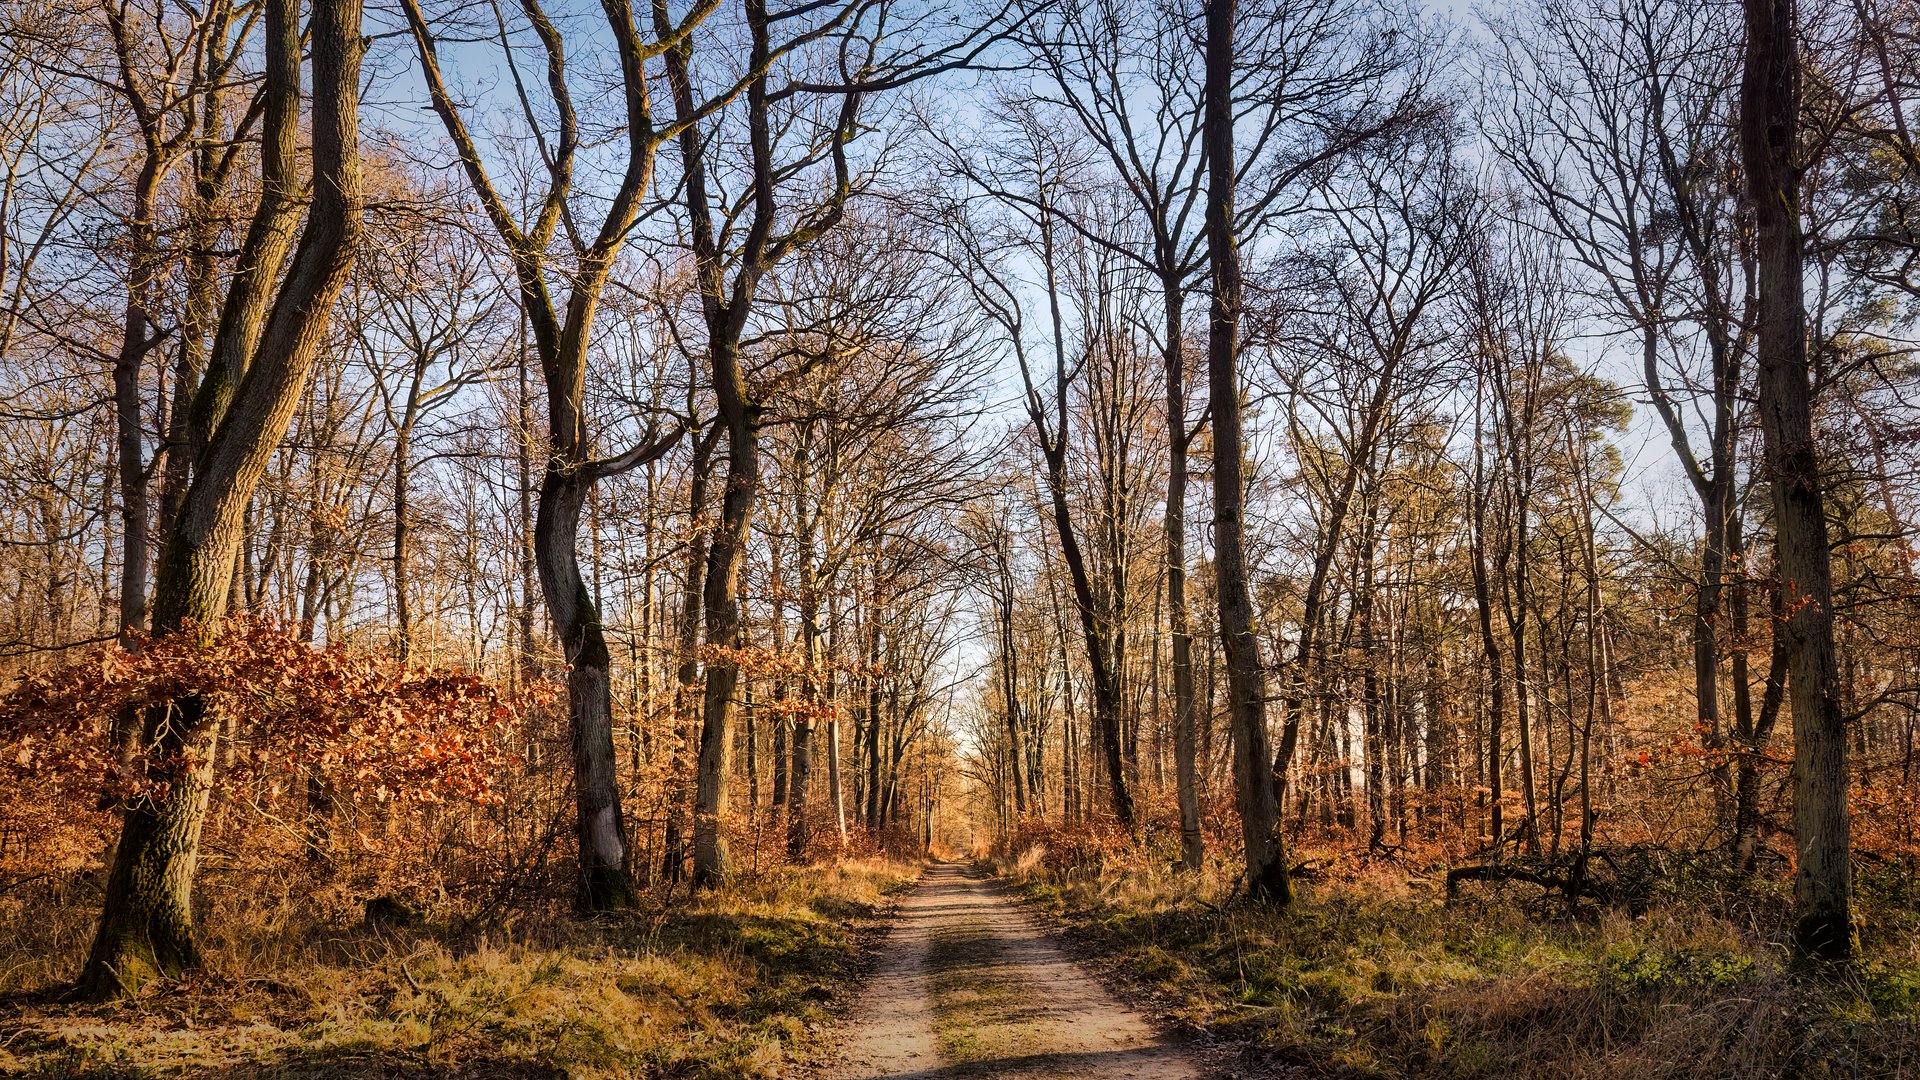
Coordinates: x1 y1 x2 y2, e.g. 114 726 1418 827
1204 0 1290 904
77 0 365 999
1739 0 1852 961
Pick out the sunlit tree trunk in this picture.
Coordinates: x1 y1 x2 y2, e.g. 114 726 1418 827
1163 285 1203 871
77 0 365 998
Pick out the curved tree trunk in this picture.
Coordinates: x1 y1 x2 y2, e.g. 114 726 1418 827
402 0 701 909
536 471 637 910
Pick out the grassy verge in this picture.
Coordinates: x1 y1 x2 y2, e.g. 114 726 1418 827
0 859 918 1079
994 855 1920 1079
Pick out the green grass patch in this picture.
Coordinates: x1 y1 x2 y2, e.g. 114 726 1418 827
926 919 1045 1068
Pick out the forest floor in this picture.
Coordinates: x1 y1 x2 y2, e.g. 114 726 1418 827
12 851 1920 1078
991 849 1920 1079
815 862 1220 1080
0 860 919 1078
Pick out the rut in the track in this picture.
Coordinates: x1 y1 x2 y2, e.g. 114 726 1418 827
819 863 1206 1080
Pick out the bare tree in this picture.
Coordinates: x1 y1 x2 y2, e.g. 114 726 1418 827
77 0 365 998
351 226 507 663
401 0 705 908
982 0 1436 866
1205 0 1289 902
667 0 1013 884
1741 0 1852 961
1488 0 1757 840
1261 120 1475 815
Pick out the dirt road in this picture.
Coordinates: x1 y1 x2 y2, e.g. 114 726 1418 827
819 863 1206 1080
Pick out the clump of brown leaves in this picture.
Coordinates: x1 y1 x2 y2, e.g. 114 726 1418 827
0 618 531 808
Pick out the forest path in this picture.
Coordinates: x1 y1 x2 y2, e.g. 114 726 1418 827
817 862 1207 1080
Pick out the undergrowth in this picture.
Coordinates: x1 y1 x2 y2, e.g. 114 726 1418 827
993 845 1920 1079
0 859 918 1079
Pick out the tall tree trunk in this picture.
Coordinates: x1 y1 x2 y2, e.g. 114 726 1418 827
1696 485 1731 821
1206 0 1289 904
669 0 849 884
391 416 414 663
770 506 788 817
772 716 789 809
1741 0 1852 960
788 717 813 857
1508 546 1541 855
666 427 716 882
1025 203 1135 827
1729 509 1769 865
107 165 166 771
114 166 162 652
696 341 756 883
77 0 364 998
158 5 246 540
1041 470 1131 824
865 614 883 831
1361 553 1386 846
516 332 538 679
1739 584 1791 869
1571 423 1609 873
995 539 1027 818
1469 439 1506 854
828 713 848 846
825 589 848 847
1164 286 1204 871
